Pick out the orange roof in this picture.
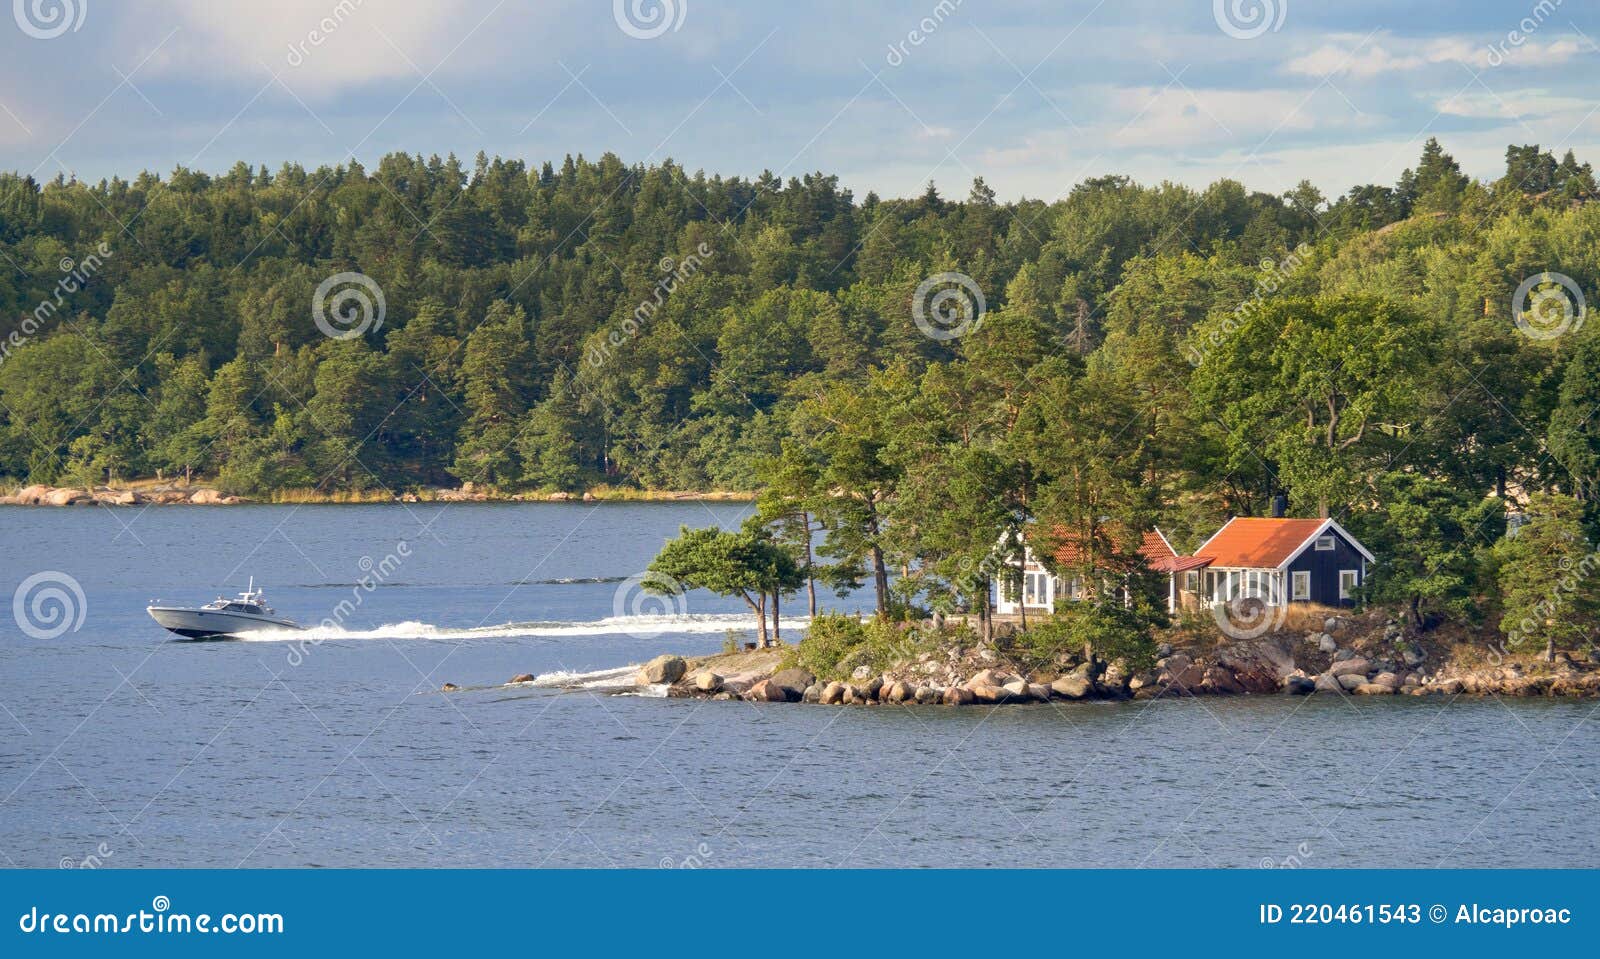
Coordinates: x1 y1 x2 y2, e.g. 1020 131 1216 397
1047 526 1173 571
1193 518 1328 569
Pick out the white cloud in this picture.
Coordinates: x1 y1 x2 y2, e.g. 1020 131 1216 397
147 1 476 93
1286 33 1589 79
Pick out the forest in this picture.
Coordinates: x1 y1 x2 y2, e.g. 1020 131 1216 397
2 139 1599 654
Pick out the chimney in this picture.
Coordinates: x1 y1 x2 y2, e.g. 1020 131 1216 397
1271 494 1288 518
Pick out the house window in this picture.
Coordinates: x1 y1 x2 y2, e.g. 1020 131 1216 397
1185 571 1199 592
1023 571 1049 606
1339 569 1359 600
1291 570 1310 601
1315 535 1335 551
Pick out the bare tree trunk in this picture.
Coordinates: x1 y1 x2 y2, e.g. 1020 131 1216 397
804 512 817 616
1545 637 1556 663
771 589 781 643
756 594 769 647
870 544 889 618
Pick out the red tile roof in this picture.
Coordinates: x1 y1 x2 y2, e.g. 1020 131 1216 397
1047 527 1174 571
1192 517 1328 569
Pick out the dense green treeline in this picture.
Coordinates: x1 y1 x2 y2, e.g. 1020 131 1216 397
1 141 1598 544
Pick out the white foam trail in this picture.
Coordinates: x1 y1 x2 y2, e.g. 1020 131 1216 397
231 612 794 643
527 664 641 689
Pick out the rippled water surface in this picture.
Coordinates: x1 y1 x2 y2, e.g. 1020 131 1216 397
1 503 1595 868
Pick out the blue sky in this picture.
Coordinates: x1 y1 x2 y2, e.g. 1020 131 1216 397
1 0 1597 200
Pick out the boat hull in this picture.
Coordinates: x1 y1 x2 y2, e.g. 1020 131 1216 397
146 606 302 639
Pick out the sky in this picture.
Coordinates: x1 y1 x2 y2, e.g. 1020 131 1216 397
1 0 1598 202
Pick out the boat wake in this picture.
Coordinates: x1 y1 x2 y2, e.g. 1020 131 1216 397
516 664 665 696
232 612 778 643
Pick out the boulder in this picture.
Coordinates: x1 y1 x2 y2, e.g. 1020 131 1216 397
1353 683 1394 695
1027 683 1051 702
969 684 1005 704
1332 648 1355 662
1328 657 1371 678
819 681 846 705
968 668 1018 689
885 681 913 704
1317 634 1338 654
1402 647 1425 667
942 686 976 706
45 488 93 506
744 679 790 703
1323 617 1342 634
1284 675 1316 695
1001 680 1035 702
188 488 227 504
851 665 874 681
914 686 939 705
692 671 723 693
1370 671 1402 689
1337 673 1367 691
440 683 460 692
1155 643 1173 658
1201 665 1245 695
638 654 687 685
507 673 536 685
802 683 823 703
1314 672 1344 693
1157 653 1205 690
1050 675 1092 700
11 484 51 505
860 677 884 701
770 668 816 696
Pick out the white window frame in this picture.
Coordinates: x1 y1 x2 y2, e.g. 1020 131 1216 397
1314 535 1336 551
1291 570 1310 601
1339 569 1359 600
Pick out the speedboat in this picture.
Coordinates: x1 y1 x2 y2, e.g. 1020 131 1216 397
146 579 302 639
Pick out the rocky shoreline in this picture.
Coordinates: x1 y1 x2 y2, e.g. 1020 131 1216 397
495 609 1600 705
